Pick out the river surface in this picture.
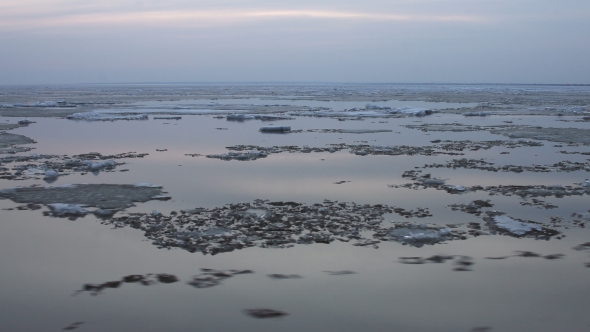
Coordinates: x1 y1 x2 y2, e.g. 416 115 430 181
0 86 589 332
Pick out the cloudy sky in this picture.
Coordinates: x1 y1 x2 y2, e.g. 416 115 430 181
1 0 589 84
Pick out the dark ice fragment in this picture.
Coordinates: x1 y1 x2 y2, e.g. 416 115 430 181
243 309 289 319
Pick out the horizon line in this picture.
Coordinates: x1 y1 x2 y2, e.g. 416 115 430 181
1 82 589 87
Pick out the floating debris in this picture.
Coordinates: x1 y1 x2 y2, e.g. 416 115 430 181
393 170 590 199
267 274 303 279
377 223 457 247
406 123 590 145
0 151 148 181
74 273 179 296
453 256 475 271
324 271 356 276
205 140 544 162
422 158 590 173
399 255 473 271
153 116 181 120
103 200 397 254
187 269 253 288
206 150 268 161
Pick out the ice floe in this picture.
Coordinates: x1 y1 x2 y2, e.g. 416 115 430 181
491 215 541 236
66 112 148 121
47 203 88 217
381 224 455 247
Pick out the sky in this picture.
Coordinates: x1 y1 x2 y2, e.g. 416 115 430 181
1 0 589 84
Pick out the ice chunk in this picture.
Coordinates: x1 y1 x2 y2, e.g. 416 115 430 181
492 215 542 236
18 119 35 125
66 111 148 121
394 107 433 117
260 126 291 132
43 169 59 181
386 226 454 247
81 160 115 171
226 114 256 121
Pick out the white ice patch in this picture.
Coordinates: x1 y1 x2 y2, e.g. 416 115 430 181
493 215 542 235
66 111 148 121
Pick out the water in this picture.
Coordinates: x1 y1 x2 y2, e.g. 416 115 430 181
0 85 589 332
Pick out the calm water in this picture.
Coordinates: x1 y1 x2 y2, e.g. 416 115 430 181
0 99 589 331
